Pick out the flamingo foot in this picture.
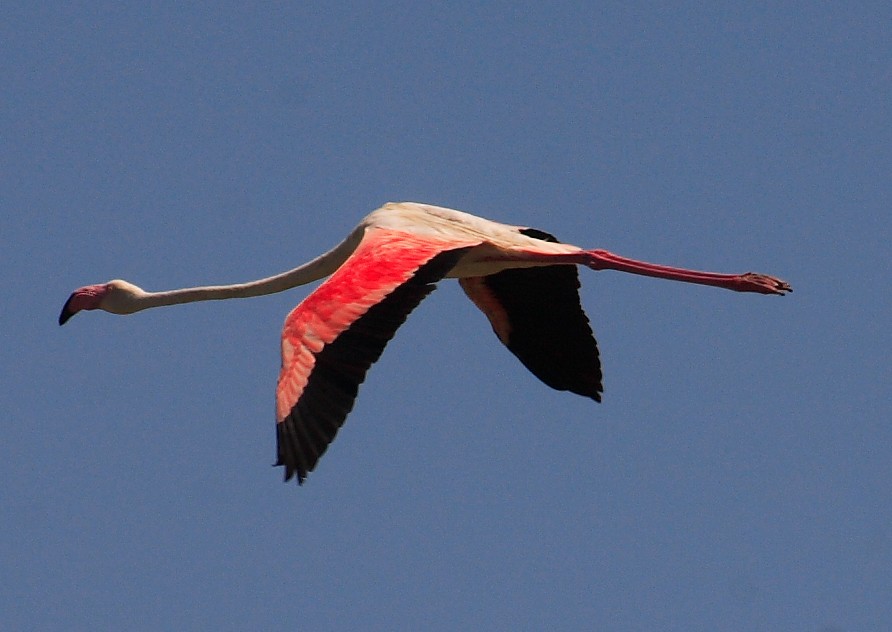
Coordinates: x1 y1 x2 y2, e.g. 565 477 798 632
734 273 792 295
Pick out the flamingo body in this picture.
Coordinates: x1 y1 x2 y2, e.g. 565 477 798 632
60 202 791 484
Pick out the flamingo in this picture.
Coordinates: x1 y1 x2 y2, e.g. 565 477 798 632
60 202 791 484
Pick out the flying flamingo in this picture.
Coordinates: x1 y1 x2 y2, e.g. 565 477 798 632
60 202 791 484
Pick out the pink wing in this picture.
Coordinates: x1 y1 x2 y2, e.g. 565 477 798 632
275 228 477 484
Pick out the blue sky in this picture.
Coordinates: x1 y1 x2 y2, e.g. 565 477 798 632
3 3 890 630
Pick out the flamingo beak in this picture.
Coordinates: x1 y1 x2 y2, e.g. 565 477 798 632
59 284 107 325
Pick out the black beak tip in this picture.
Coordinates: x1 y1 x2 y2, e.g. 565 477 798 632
59 295 75 326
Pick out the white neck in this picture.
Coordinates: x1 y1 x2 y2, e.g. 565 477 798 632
131 226 364 312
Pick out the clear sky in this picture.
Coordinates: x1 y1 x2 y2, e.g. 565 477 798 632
3 3 890 631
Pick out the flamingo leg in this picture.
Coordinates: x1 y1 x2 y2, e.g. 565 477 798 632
581 249 792 295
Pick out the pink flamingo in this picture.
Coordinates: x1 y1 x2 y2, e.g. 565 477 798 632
60 202 791 484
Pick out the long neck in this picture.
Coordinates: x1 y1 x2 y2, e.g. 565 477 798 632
134 227 364 311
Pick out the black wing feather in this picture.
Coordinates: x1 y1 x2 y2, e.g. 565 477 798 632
472 228 603 401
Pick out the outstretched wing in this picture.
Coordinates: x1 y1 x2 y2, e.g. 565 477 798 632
459 228 603 402
275 227 477 484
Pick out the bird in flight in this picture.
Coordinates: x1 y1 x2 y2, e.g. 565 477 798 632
60 202 791 484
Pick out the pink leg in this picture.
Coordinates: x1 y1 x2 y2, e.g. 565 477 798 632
583 249 792 295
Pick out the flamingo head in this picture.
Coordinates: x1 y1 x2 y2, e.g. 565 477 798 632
59 280 146 325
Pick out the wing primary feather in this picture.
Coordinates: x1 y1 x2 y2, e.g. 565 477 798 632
460 228 603 402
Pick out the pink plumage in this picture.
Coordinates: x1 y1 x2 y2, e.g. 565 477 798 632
274 228 479 482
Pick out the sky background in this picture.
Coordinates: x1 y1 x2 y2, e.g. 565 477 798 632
3 3 890 631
